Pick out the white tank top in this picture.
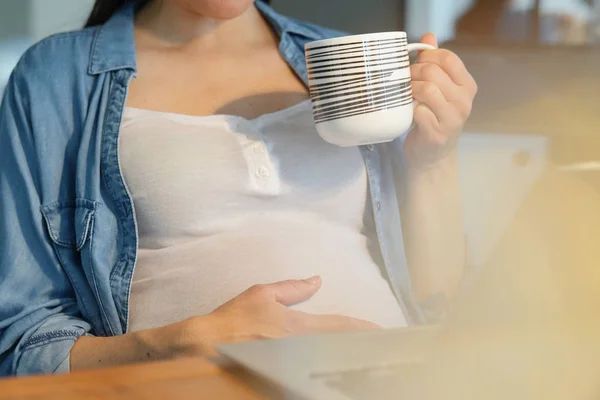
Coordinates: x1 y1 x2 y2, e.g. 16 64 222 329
119 100 407 332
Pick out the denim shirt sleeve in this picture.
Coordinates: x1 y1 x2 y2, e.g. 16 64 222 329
0 59 92 376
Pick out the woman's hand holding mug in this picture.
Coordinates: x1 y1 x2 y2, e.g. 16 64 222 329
305 31 477 170
406 33 478 170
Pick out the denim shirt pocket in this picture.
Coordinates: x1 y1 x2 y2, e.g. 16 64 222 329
41 199 98 251
39 199 108 335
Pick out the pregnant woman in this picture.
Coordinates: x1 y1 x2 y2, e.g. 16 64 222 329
0 0 476 375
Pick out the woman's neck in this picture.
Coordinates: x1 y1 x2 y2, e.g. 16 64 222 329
135 1 275 51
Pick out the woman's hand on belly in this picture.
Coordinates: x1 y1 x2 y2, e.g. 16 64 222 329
72 276 379 371
169 276 380 358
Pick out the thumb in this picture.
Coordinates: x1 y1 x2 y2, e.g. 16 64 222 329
268 277 322 306
420 32 438 48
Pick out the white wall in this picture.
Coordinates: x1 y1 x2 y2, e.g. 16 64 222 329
406 0 462 42
0 0 94 42
0 2 30 40
30 0 95 41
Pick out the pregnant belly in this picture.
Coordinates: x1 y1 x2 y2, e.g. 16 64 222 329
128 224 407 332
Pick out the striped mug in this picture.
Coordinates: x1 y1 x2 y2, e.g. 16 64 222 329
305 32 435 147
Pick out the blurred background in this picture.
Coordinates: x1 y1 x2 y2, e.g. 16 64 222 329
0 0 598 272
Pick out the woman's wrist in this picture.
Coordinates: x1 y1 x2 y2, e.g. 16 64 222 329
132 319 191 361
405 146 459 178
70 315 221 372
133 315 221 361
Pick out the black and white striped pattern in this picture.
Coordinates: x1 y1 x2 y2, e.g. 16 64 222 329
306 37 412 124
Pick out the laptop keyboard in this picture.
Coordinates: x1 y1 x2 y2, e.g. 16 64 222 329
313 362 427 400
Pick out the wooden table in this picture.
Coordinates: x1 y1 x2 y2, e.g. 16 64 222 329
0 358 279 400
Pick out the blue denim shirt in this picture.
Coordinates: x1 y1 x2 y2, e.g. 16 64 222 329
0 1 435 377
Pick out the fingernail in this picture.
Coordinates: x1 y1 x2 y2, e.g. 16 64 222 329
305 276 321 284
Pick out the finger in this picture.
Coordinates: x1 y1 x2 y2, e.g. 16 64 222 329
317 314 381 332
417 49 477 93
254 277 322 306
420 32 438 48
411 63 473 119
286 310 381 336
411 81 453 125
412 102 440 136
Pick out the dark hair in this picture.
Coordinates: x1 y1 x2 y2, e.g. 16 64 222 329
85 0 127 27
85 0 271 28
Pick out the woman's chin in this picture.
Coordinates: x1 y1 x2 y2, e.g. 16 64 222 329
175 0 256 20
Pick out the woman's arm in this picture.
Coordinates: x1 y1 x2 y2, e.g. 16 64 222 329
0 57 94 376
402 152 465 302
70 317 204 370
400 34 477 312
71 278 379 371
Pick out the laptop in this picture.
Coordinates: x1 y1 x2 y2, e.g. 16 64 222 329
218 168 600 400
218 320 600 400
218 326 438 400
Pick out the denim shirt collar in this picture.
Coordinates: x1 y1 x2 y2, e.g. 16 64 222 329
88 0 322 76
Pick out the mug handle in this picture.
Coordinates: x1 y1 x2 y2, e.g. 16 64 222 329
388 43 436 82
407 43 437 52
